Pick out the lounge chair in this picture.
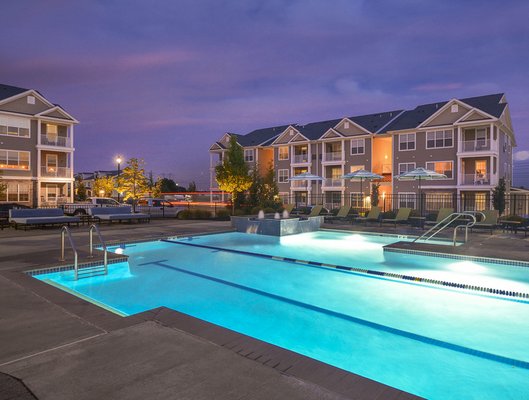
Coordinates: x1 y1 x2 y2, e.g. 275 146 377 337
307 205 324 217
325 205 352 224
89 206 150 223
380 208 412 228
283 204 295 214
354 206 381 225
470 210 499 234
425 208 455 227
9 208 80 230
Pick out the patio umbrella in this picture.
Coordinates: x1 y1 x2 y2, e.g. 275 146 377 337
288 173 323 206
341 169 383 198
397 167 447 215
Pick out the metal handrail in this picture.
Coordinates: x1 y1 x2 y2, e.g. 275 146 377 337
414 211 484 245
88 224 108 275
452 211 485 246
60 226 79 279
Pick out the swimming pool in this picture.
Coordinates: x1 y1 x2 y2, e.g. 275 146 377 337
33 231 529 399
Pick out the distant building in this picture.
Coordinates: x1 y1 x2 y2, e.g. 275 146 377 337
75 170 119 197
0 83 78 207
210 94 515 211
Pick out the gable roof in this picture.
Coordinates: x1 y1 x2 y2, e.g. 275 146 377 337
459 93 506 118
236 124 292 147
296 119 342 140
349 110 403 134
0 83 29 101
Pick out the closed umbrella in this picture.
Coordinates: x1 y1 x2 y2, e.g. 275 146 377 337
397 167 447 215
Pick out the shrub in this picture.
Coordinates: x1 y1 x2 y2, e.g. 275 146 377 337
233 209 246 216
250 206 262 215
215 209 231 220
263 207 276 213
193 210 212 219
177 210 193 219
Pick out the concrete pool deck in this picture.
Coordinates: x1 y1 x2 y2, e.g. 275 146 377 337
1 218 528 399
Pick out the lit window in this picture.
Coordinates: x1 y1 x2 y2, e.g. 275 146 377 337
399 133 416 151
398 193 416 209
278 169 289 183
426 130 453 149
278 146 289 160
0 150 30 170
351 138 365 155
426 161 453 179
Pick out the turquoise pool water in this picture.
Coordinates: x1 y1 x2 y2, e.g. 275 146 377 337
34 231 529 399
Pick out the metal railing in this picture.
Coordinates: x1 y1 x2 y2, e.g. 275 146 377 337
41 134 72 147
60 226 79 279
293 154 309 163
323 151 343 162
413 212 480 246
322 178 343 187
88 224 108 275
460 140 490 152
41 166 72 178
461 173 490 185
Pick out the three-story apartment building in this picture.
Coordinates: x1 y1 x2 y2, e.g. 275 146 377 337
209 93 514 211
0 84 78 207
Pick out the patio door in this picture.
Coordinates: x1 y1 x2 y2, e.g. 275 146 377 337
46 184 58 203
46 154 58 174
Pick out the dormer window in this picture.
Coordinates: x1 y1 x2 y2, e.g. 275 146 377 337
451 104 458 113
27 96 35 105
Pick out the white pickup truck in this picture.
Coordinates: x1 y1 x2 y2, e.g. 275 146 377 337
62 197 121 216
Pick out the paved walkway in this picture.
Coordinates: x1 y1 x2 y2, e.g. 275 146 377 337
0 220 419 400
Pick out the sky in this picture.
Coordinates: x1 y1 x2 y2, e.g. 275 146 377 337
1 0 528 189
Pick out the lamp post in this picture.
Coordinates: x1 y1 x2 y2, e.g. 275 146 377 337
116 156 122 202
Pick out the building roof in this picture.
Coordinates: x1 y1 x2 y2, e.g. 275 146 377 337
349 110 404 134
0 83 29 101
220 93 509 147
236 124 292 147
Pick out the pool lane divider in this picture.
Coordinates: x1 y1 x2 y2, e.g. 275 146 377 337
149 259 529 371
161 238 529 301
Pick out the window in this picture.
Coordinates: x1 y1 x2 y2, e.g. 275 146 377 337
425 161 453 179
278 169 289 183
27 96 35 105
425 193 453 212
46 124 58 142
350 165 365 173
3 182 30 202
350 193 363 208
399 133 415 151
0 115 30 138
426 130 453 149
398 193 416 209
451 104 458 113
398 162 416 176
344 121 350 129
244 149 254 162
351 138 365 155
278 146 289 160
0 150 30 170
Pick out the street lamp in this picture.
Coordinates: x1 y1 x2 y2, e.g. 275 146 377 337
116 156 122 202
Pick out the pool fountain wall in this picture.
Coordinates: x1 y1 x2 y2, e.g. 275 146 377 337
231 215 323 236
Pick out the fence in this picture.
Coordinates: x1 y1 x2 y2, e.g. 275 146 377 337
279 193 529 217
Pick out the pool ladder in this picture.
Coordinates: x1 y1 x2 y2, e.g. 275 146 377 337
60 224 108 280
413 212 485 246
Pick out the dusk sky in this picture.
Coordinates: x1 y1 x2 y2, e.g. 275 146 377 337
1 0 528 188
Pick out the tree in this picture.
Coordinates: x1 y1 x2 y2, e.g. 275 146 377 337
159 178 179 193
0 172 7 202
371 183 380 207
93 176 115 198
117 158 149 209
74 176 87 201
215 136 252 213
187 181 197 192
492 178 507 216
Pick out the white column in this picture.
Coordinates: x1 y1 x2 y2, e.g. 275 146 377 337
36 119 41 206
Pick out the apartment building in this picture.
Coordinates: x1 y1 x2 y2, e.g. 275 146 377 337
209 93 514 211
0 84 78 207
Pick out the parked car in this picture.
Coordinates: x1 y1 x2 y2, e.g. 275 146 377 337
136 198 186 218
62 197 121 216
0 203 31 219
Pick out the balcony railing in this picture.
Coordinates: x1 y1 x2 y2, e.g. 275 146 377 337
293 154 309 163
291 180 309 189
323 178 343 187
460 140 490 152
461 173 490 185
41 135 72 148
41 166 72 178
323 151 343 162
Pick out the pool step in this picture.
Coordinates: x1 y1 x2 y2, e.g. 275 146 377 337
76 265 108 279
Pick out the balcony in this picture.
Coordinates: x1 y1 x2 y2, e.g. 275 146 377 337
460 173 490 185
460 140 491 152
290 180 309 189
322 178 343 188
41 166 71 178
323 151 343 162
41 135 72 148
293 154 309 164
